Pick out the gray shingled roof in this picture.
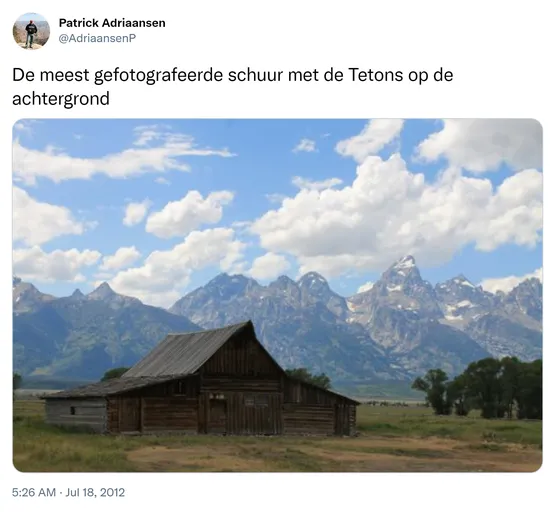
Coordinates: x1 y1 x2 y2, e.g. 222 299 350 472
44 376 177 399
122 321 252 378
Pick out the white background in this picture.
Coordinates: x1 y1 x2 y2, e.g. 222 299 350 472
2 0 551 510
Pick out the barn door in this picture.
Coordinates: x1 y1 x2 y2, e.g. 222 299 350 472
242 393 282 435
208 398 227 434
119 397 141 433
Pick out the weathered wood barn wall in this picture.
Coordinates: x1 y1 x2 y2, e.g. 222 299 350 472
44 321 359 436
44 398 107 433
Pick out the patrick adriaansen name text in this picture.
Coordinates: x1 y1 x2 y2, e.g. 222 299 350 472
59 18 166 28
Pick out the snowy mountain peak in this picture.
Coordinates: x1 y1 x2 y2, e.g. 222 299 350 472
452 275 475 288
384 255 420 279
436 274 489 308
394 255 416 269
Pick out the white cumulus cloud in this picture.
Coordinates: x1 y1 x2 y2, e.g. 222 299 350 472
250 153 542 277
107 228 246 307
13 246 101 282
293 138 316 153
335 119 404 163
416 119 542 172
123 199 152 226
13 186 85 246
248 253 291 280
145 190 234 238
100 246 141 271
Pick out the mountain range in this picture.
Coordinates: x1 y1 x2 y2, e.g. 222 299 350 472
13 278 199 379
13 256 542 387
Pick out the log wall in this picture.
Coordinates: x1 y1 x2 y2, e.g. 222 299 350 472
283 379 358 436
142 396 198 433
106 376 200 434
283 403 335 435
198 391 282 435
45 398 107 433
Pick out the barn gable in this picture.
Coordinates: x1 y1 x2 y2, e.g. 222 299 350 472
122 321 251 378
200 322 285 378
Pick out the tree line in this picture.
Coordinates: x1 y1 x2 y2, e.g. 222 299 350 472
412 357 542 419
284 368 331 389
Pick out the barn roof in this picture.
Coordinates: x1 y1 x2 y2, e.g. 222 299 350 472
122 321 253 378
288 377 361 406
43 375 177 399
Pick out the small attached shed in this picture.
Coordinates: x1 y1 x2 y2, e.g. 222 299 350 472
44 321 359 436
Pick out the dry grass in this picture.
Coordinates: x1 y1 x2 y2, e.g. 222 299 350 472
13 400 542 472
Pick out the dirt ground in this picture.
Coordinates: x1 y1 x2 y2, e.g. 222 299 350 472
127 435 541 472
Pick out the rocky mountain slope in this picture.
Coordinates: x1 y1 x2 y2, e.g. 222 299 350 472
346 257 490 376
12 256 542 384
462 278 542 361
13 276 55 313
169 256 541 382
169 273 405 383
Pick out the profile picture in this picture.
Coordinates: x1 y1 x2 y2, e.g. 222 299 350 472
13 13 50 50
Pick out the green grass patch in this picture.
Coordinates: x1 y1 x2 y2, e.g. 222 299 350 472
357 405 542 447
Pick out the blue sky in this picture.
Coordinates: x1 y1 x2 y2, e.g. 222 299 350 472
12 119 543 307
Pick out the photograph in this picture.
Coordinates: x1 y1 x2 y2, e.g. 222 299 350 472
12 12 50 50
12 118 542 472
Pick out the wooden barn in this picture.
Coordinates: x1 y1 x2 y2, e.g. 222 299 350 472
43 321 359 436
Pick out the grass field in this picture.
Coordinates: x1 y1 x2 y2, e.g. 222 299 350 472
13 400 542 472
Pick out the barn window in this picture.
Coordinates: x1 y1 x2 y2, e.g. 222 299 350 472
175 380 188 396
70 406 76 415
210 393 225 400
